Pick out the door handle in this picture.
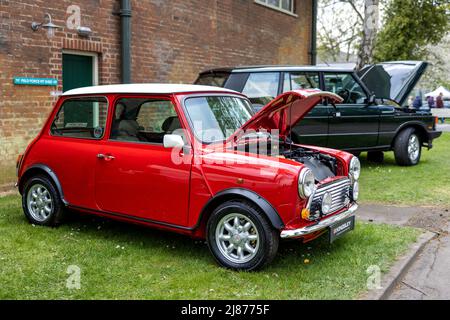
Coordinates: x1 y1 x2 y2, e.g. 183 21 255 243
97 153 115 161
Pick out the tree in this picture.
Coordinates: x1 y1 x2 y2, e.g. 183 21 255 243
317 0 381 68
374 0 450 62
356 0 380 69
317 0 363 63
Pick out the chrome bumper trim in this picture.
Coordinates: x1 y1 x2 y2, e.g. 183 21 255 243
280 203 358 239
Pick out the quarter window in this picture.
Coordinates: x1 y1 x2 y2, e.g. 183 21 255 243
323 73 367 104
242 72 280 107
110 98 182 144
51 97 108 139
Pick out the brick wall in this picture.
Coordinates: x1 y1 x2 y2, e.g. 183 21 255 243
0 0 312 180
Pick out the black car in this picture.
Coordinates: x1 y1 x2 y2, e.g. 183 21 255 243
195 61 442 166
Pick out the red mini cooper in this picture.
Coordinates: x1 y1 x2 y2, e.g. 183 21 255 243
16 84 360 270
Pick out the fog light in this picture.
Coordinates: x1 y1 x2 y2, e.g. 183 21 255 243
321 192 333 215
351 181 359 201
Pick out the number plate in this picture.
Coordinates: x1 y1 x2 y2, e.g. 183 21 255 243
329 216 355 243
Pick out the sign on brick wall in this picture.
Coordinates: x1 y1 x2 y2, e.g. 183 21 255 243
13 77 58 86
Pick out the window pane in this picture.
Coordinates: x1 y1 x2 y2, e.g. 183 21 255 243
184 96 253 143
283 72 291 92
195 73 230 87
268 0 280 7
324 73 367 104
257 0 293 12
281 0 292 11
290 72 320 90
242 72 280 107
51 97 108 139
110 98 180 144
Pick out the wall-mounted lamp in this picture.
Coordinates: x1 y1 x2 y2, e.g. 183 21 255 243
77 26 92 38
31 13 61 38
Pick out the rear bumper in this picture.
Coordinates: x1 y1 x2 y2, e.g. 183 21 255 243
280 203 358 239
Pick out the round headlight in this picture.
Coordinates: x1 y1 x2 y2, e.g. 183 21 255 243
349 157 361 180
351 181 359 201
321 192 333 215
298 169 315 199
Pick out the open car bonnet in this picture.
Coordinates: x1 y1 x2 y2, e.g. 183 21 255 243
230 89 343 141
358 61 428 106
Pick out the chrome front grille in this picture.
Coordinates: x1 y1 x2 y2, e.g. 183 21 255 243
311 178 351 218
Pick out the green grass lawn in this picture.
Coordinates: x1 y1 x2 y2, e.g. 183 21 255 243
0 195 420 299
359 132 450 207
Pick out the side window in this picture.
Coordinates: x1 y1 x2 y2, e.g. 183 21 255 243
283 72 320 92
51 97 108 139
324 73 367 104
110 98 181 144
242 72 280 107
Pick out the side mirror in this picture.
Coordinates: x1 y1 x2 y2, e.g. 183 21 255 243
163 134 184 148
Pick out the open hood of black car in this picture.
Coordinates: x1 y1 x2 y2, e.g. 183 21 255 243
358 61 428 106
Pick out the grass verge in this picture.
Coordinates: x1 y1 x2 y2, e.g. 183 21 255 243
359 132 450 206
0 195 420 299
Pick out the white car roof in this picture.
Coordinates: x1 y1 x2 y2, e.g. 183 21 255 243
62 83 239 96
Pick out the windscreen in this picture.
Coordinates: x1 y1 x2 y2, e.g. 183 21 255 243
184 96 254 143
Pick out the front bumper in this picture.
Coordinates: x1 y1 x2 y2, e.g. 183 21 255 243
280 203 358 239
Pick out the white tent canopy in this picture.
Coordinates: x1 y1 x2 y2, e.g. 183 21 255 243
425 86 450 99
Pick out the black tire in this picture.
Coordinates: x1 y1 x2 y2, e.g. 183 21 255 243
206 200 279 271
367 151 384 163
350 151 361 157
22 174 65 226
393 128 422 166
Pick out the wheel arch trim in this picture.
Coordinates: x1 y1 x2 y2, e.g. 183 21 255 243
196 188 285 230
392 121 430 147
19 164 67 205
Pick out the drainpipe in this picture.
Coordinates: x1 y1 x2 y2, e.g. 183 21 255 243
120 0 132 83
310 0 317 65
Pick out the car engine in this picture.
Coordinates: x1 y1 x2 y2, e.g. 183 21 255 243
234 139 338 181
281 146 337 181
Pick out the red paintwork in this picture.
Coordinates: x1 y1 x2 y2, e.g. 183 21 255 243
17 89 354 240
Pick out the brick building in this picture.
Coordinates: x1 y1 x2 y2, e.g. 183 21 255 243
0 0 315 184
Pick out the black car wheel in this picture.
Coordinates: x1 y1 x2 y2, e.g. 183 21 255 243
206 200 279 271
393 128 422 166
22 175 66 226
367 151 384 163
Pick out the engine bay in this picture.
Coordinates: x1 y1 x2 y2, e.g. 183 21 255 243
280 145 338 181
234 139 338 181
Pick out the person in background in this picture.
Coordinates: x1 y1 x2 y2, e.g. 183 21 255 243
436 92 445 124
408 95 414 108
427 95 435 109
412 95 422 109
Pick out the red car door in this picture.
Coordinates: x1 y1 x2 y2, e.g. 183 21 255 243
94 95 192 226
40 96 110 209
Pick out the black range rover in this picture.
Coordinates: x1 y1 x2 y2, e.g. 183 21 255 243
195 61 442 166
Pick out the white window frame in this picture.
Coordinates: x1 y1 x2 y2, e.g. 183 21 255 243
254 0 297 17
